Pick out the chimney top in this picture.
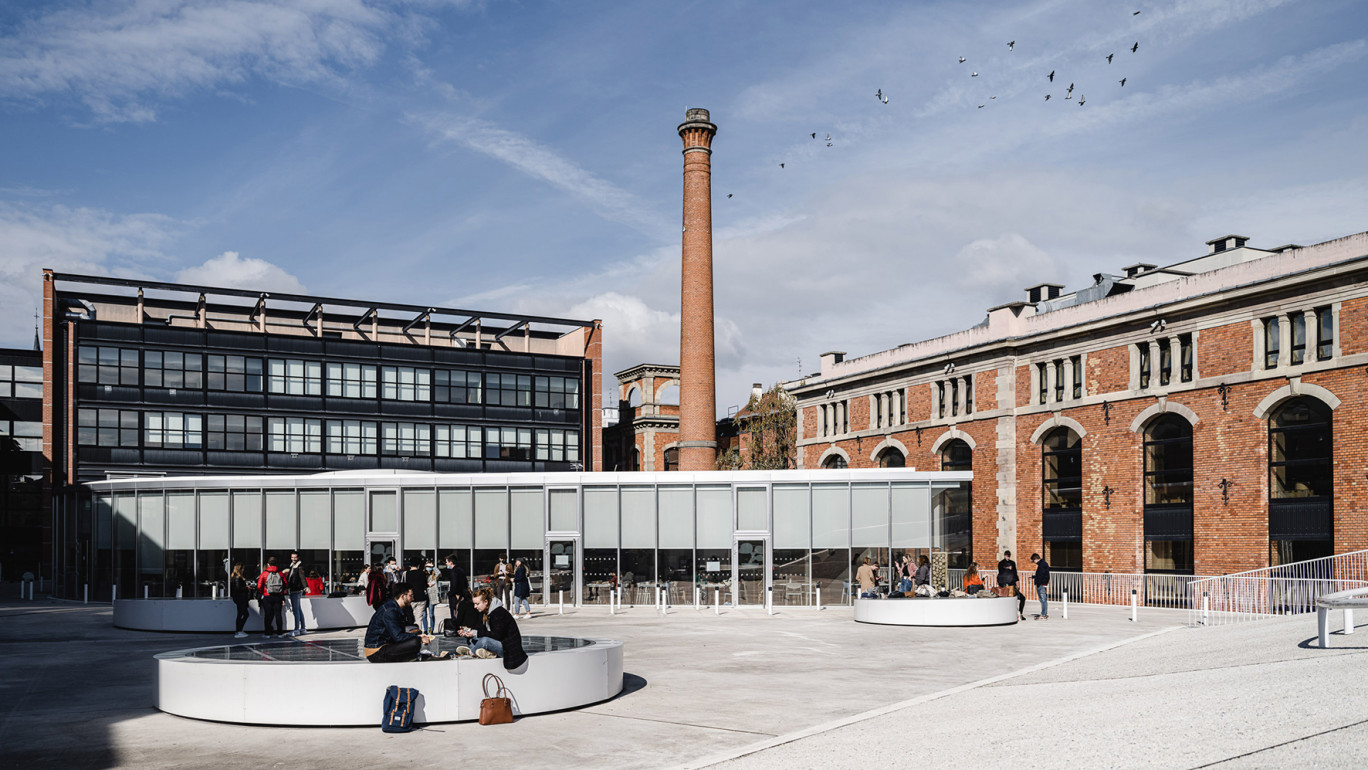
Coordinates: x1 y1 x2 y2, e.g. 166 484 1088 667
1121 262 1157 278
685 108 710 122
1025 283 1065 303
1205 234 1250 253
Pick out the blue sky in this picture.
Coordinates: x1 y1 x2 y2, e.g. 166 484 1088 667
2 0 1366 412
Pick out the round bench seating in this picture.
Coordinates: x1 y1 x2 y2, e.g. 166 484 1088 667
854 595 1019 626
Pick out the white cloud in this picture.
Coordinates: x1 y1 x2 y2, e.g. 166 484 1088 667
175 251 307 293
408 112 673 238
0 0 470 122
0 202 179 348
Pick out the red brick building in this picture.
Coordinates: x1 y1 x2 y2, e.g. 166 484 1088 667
602 363 681 471
789 230 1368 576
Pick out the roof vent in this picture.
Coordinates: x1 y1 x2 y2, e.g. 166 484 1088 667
1122 263 1156 278
1025 283 1065 303
1205 234 1249 254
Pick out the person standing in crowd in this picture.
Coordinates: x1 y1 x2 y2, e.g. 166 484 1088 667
444 554 469 625
405 562 429 635
383 557 399 589
366 563 388 608
511 557 531 619
363 585 435 663
456 587 528 669
305 569 325 596
855 556 877 598
493 555 509 603
256 557 287 638
285 552 307 637
355 563 370 596
229 563 251 638
897 555 915 594
998 550 1024 620
1030 553 1051 620
425 560 442 634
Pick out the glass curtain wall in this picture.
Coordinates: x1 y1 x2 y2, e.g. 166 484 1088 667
197 491 230 597
582 487 618 604
772 484 811 606
509 488 544 604
333 490 365 593
695 485 731 604
165 492 196 596
812 484 849 605
658 486 693 606
473 487 509 595
620 486 655 605
437 488 473 600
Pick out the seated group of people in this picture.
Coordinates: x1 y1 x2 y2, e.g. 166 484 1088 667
363 565 527 671
860 554 995 598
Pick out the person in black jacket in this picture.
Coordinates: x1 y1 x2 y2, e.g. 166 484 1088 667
998 550 1025 620
456 587 528 670
229 563 251 638
1030 553 1051 620
364 585 434 663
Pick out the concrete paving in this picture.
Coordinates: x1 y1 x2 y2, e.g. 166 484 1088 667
0 598 1362 769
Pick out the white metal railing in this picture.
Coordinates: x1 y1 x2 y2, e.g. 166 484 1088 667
1188 549 1368 627
946 569 1217 611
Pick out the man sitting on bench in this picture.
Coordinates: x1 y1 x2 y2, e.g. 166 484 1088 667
364 584 434 663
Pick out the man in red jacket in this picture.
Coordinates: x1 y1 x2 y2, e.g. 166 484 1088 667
256 557 288 638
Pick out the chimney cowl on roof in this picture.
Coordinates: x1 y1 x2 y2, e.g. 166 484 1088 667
819 351 846 376
1121 263 1157 278
1205 234 1250 254
1025 283 1065 303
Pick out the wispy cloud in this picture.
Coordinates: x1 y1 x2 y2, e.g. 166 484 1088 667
408 111 673 238
176 250 307 293
0 0 469 122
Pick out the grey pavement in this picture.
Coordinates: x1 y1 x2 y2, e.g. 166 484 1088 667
0 597 1362 769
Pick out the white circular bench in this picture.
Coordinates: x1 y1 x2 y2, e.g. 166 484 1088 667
156 636 624 725
854 596 1019 626
115 597 377 633
1316 586 1368 648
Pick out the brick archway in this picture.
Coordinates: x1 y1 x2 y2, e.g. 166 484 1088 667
817 446 850 468
930 427 977 455
1253 382 1341 420
1029 414 1087 444
1128 399 1200 433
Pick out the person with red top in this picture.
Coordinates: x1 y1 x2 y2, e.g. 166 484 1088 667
256 557 287 638
305 570 325 596
366 563 388 608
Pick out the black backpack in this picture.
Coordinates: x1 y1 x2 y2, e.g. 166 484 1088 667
382 685 419 733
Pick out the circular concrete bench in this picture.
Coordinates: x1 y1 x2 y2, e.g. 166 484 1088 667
115 596 378 633
854 595 1019 626
156 635 624 725
1316 586 1368 648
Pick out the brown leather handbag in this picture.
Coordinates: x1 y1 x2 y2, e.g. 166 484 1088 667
479 673 514 725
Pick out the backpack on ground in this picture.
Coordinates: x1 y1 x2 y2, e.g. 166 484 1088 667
382 685 419 733
265 570 285 596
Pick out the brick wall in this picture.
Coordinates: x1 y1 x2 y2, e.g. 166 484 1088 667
1197 321 1251 378
1086 344 1129 395
1338 296 1368 355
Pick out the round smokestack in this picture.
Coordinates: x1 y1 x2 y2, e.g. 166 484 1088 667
676 108 718 471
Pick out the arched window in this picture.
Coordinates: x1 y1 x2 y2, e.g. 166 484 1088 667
939 439 972 569
663 447 678 472
822 454 848 469
877 447 905 468
1041 427 1082 571
626 387 642 408
1144 415 1193 574
1269 397 1333 564
658 384 680 406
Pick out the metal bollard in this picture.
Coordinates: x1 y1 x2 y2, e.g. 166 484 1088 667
694 586 700 609
144 585 149 599
1130 589 1138 622
1346 609 1356 635
767 586 774 616
714 588 720 616
813 585 820 607
84 584 89 604
112 585 118 603
1061 589 1068 620
176 587 183 599
609 589 615 615
1202 593 1210 625
559 590 564 615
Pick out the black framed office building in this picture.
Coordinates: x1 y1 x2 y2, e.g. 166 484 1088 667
40 271 604 598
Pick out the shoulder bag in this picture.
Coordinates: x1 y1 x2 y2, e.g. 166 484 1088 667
479 673 514 725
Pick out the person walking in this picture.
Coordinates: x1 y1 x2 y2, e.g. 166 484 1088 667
355 563 371 596
256 557 287 638
1030 553 1051 620
229 563 251 638
855 556 877 599
285 552 307 637
512 558 532 619
425 560 442 633
997 550 1024 620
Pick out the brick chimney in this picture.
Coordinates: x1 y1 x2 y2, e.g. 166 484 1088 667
677 108 719 471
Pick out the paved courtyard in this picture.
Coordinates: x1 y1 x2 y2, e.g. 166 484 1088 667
0 598 1364 769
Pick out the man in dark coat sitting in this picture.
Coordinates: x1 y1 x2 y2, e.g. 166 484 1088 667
456 587 528 670
364 585 433 663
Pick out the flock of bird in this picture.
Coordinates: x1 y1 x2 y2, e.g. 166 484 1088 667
761 8 1147 173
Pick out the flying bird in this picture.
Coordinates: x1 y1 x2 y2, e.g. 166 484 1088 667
1132 41 1139 53
727 194 733 198
1066 82 1074 94
1119 77 1127 87
1078 95 1086 106
1045 94 1051 101
882 95 889 104
826 141 833 147
1048 70 1055 82
810 132 816 139
1134 10 1141 15
959 56 966 63
825 133 831 141
990 95 997 99
780 163 785 168
876 88 883 101
1107 53 1114 63
1008 41 1015 51
972 71 979 77
978 104 985 109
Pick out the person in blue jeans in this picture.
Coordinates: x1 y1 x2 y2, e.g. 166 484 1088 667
286 552 307 636
1030 553 1051 619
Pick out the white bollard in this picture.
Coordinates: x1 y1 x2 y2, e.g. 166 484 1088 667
1346 609 1356 635
814 585 820 607
1061 589 1068 620
714 588 720 616
176 587 183 599
84 584 89 604
112 585 118 603
694 586 700 609
1130 589 1138 622
559 590 564 615
767 586 774 616
609 589 615 615
144 585 149 599
1202 593 1210 625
